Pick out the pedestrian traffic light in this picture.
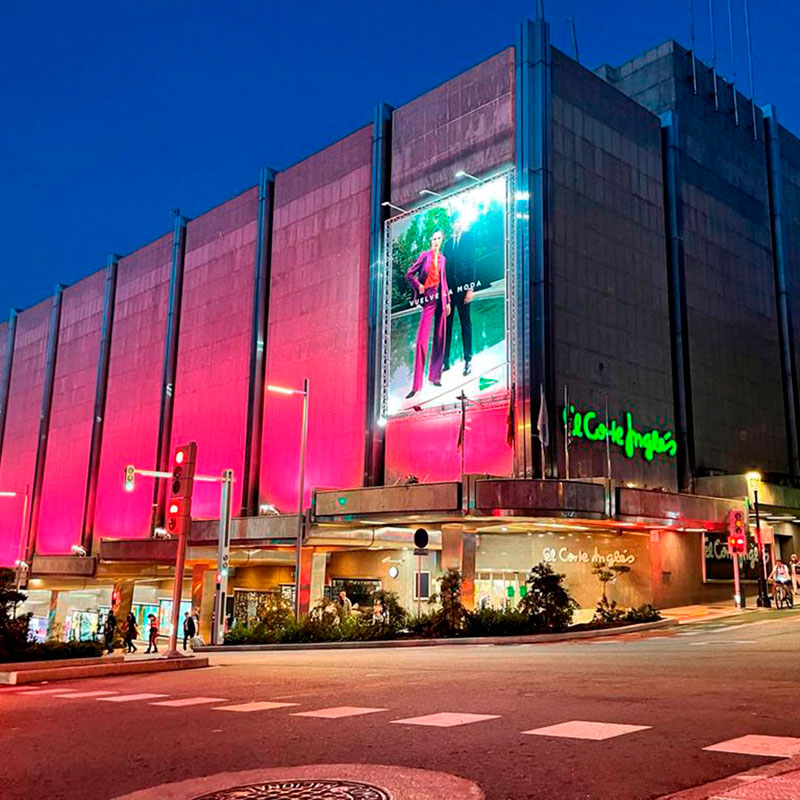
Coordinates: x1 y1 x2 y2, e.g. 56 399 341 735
124 464 135 492
728 509 747 555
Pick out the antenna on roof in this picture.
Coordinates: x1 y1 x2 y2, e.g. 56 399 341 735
708 0 719 110
689 0 698 94
568 16 579 64
726 0 739 125
744 0 758 140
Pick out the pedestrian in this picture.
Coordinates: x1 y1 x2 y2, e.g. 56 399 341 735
182 610 196 650
790 554 800 594
145 613 159 654
372 598 385 624
338 590 352 619
103 610 117 654
124 612 138 653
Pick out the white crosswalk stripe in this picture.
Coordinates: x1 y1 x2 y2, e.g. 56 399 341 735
391 712 500 727
150 697 227 707
214 701 299 713
522 720 651 740
98 693 168 703
54 691 118 698
19 688 77 695
292 706 388 719
704 735 800 758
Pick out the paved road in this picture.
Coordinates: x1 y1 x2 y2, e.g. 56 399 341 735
3 612 799 800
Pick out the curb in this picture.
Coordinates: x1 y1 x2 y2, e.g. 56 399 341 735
0 654 124 673
657 753 800 799
197 618 673 653
1 655 209 685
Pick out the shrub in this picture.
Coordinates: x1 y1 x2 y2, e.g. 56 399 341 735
0 568 31 661
463 606 532 637
593 596 625 625
9 640 104 662
518 563 577 632
624 604 661 623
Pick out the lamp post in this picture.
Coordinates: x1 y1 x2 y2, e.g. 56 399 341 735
746 471 770 608
267 379 309 620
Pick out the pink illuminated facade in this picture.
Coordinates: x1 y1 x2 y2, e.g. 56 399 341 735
9 22 800 635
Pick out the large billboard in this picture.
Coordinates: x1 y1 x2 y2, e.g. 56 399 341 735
382 172 512 417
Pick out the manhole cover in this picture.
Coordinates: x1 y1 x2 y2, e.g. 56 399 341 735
192 780 391 800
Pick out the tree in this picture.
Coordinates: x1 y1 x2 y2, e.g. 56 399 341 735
0 568 31 660
591 563 631 623
518 563 577 632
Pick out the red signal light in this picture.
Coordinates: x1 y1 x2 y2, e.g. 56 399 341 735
175 449 186 465
169 502 180 515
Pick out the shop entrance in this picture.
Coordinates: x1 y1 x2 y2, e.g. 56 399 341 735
474 571 528 609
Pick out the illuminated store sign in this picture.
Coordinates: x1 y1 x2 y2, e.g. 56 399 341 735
563 405 677 461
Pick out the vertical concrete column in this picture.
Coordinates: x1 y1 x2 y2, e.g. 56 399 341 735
190 564 206 636
113 580 134 622
440 525 465 571
648 531 663 609
364 102 394 486
440 525 477 610
516 17 555 478
199 569 216 642
763 106 800 476
297 548 327 616
46 590 60 640
661 112 696 492
81 256 119 553
241 168 277 515
27 285 65 557
0 309 19 460
151 213 189 531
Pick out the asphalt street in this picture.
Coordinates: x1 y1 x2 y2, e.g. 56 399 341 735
3 611 799 800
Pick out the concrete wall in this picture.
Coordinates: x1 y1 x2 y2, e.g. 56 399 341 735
36 272 105 553
94 235 173 542
0 300 51 564
607 41 787 476
260 126 373 512
552 48 675 489
385 48 516 483
171 188 258 518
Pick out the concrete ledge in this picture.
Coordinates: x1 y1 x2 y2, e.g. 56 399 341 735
198 619 673 653
0 655 124 672
1 655 209 685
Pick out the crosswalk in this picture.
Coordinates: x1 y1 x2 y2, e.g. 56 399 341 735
5 684 800 760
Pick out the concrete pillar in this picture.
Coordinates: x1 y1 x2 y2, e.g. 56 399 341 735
298 548 327 616
199 569 216 642
112 580 134 622
440 525 477 610
46 590 61 640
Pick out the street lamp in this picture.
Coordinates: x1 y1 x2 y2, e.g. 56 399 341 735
746 471 770 608
267 380 309 620
419 189 443 199
455 170 483 184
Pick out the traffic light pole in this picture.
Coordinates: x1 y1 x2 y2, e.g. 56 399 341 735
753 487 771 608
732 553 743 609
212 469 233 646
164 523 190 659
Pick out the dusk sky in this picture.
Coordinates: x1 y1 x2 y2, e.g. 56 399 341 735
2 0 798 310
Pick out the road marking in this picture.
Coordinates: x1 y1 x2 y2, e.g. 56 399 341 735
214 702 299 713
98 693 168 703
150 697 227 707
19 688 77 695
391 712 500 728
676 632 702 636
707 624 748 634
292 706 388 719
54 691 118 698
522 720 652 740
704 735 800 758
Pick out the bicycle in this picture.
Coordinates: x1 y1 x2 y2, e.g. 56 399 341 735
773 581 794 609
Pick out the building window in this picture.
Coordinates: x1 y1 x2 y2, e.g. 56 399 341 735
414 571 431 600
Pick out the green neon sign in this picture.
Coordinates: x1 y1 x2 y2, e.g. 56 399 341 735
563 405 677 462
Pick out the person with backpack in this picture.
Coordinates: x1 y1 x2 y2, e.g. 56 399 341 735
103 610 117 654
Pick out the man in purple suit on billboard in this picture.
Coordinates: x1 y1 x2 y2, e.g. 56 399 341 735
405 229 451 399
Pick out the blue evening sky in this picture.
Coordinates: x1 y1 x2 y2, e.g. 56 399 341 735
1 1 797 310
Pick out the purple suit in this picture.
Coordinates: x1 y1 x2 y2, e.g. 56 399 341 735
406 250 449 393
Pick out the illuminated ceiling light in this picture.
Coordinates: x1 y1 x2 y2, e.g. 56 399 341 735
0 490 17 498
419 189 443 198
381 201 407 213
745 471 762 483
71 544 87 557
377 417 387 428
388 566 399 579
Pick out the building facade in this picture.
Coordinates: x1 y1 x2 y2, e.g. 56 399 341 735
5 18 800 640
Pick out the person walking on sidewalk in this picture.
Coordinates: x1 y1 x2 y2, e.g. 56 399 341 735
145 613 159 654
103 610 117 654
123 612 139 653
182 610 196 650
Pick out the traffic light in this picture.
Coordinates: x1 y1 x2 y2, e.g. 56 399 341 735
166 442 197 537
124 464 135 492
728 509 747 555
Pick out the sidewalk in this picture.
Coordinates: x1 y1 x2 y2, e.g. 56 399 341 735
659 604 760 625
661 755 800 799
